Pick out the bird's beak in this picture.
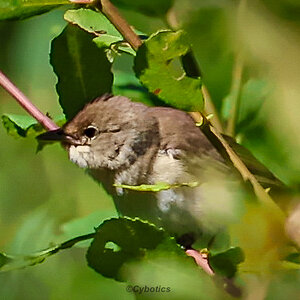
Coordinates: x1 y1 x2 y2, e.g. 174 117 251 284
37 129 81 145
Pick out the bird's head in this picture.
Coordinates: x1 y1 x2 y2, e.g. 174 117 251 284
38 95 160 170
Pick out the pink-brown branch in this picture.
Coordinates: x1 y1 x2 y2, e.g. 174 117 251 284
0 70 59 131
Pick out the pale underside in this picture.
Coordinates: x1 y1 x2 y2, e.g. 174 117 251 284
68 144 243 240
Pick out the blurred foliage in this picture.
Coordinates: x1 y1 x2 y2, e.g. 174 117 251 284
0 0 300 299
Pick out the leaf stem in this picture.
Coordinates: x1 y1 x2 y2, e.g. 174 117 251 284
0 232 95 272
0 70 59 131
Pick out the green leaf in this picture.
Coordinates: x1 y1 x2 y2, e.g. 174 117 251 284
1 114 65 138
114 181 199 192
222 79 270 132
111 0 174 17
0 233 94 272
209 247 245 278
64 8 136 57
50 24 113 119
134 30 203 111
0 0 67 21
64 8 122 39
86 217 182 280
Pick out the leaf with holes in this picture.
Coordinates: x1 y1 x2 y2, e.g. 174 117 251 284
134 30 203 112
86 217 182 280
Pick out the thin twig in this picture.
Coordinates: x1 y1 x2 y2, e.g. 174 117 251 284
0 70 59 131
225 0 247 136
225 52 244 136
201 85 224 132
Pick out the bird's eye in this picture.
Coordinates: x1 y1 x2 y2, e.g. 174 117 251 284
83 126 98 139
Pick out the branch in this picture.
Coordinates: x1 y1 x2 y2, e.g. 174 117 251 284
208 124 285 220
0 70 59 131
96 0 142 51
186 249 242 297
201 85 224 133
186 249 214 276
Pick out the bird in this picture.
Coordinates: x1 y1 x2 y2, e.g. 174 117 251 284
38 94 284 247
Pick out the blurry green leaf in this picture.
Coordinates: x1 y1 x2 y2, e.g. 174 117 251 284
111 0 174 17
0 233 94 272
182 6 233 110
0 0 67 20
281 261 300 270
265 269 300 300
238 79 270 127
134 30 203 111
86 217 182 280
114 181 199 192
261 0 300 22
50 24 113 119
1 114 65 138
222 79 270 132
209 247 245 278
